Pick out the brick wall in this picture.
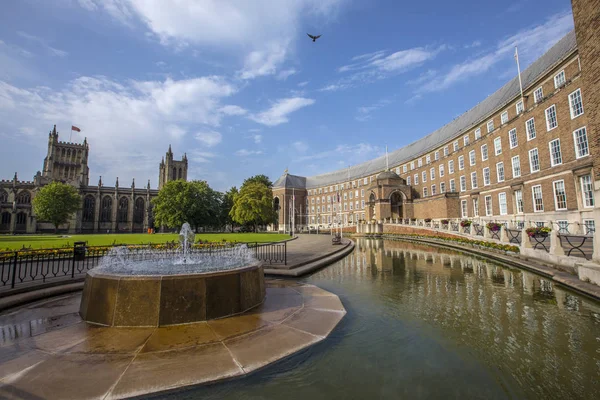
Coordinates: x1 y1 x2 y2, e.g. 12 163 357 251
382 224 464 240
413 193 460 219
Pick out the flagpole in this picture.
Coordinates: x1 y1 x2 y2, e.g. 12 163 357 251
69 126 73 142
514 47 525 106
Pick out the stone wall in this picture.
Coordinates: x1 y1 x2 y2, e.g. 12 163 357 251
412 193 460 219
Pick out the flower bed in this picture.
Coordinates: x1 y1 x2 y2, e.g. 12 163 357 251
460 220 472 227
486 222 502 232
525 226 551 237
381 232 520 254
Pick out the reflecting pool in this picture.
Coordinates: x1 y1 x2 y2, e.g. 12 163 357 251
159 238 600 400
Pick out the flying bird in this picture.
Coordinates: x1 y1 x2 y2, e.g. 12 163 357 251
307 33 321 42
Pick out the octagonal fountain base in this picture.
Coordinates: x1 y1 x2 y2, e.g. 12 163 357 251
79 262 265 327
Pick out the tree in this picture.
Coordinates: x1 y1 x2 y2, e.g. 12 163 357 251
242 174 273 188
220 186 238 232
32 182 81 233
152 180 221 232
230 182 276 231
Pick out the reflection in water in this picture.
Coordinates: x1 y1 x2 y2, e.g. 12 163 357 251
146 239 600 399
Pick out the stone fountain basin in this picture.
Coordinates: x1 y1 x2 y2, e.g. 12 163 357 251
79 262 265 327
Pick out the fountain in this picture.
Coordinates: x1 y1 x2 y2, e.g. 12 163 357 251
79 223 265 327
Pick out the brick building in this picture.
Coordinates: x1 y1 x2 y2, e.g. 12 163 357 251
0 125 186 234
273 21 599 235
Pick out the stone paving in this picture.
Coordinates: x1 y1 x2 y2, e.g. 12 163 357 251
0 279 346 399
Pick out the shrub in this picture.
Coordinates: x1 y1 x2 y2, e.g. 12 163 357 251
460 219 472 227
525 226 552 237
441 219 449 225
486 222 502 232
424 218 432 223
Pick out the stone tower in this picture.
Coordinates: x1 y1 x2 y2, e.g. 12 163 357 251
158 145 188 189
42 125 90 186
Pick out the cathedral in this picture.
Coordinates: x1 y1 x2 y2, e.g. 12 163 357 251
0 125 187 234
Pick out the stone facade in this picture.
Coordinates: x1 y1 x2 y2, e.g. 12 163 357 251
273 20 600 234
0 125 186 234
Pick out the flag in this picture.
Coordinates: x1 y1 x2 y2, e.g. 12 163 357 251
71 125 81 132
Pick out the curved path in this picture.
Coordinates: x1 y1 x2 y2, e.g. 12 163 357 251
0 279 345 399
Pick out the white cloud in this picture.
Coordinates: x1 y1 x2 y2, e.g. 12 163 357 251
188 149 217 163
464 40 482 49
355 98 393 122
293 141 309 153
250 97 315 126
219 105 247 116
250 134 262 144
276 68 297 80
195 130 222 147
235 149 264 156
17 31 68 57
298 81 309 87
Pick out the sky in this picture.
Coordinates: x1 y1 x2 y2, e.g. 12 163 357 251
0 0 575 192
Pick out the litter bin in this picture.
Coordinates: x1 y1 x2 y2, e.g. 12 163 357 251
74 241 87 261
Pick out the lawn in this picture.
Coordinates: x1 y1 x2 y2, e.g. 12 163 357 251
0 232 291 251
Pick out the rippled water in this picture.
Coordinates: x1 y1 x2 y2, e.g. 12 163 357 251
158 238 600 400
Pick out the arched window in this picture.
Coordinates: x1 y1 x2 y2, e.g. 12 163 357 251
1 212 10 225
134 197 145 223
0 190 7 204
172 167 177 180
178 168 182 179
16 212 27 225
67 149 71 160
273 197 280 211
83 195 95 222
100 196 112 222
118 197 129 222
16 191 31 204
61 148 66 158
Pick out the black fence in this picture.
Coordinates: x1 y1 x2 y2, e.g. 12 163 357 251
0 241 287 294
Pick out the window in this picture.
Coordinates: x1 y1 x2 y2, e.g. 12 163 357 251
406 176 411 185
361 200 365 209
460 175 466 192
474 128 481 140
461 200 468 218
439 164 445 177
443 146 449 156
361 189 364 197
434 151 439 161
573 127 589 158
403 165 407 173
423 187 428 197
458 155 465 170
496 162 505 182
440 182 446 193
449 179 456 192
532 185 544 212
516 100 524 114
494 137 502 155
549 139 562 166
395 167 400 175
469 150 476 166
553 180 567 210
453 141 459 151
526 118 536 140
473 198 479 217
422 171 427 183
410 162 415 170
471 171 478 189
431 184 437 195
569 89 584 119
463 135 470 146
529 148 540 173
511 155 521 178
487 120 494 133
554 70 565 88
534 87 543 103
483 167 491 186
584 219 595 236
418 158 423 167
414 174 419 185
581 174 594 207
545 105 557 131
508 128 518 148
426 155 431 164
485 196 493 216
448 160 455 174
501 111 508 125
515 190 524 213
498 192 508 215
481 144 488 161
430 167 435 180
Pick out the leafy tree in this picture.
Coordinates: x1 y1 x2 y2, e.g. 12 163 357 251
220 186 238 231
230 182 276 231
152 180 221 231
32 182 81 233
242 174 273 188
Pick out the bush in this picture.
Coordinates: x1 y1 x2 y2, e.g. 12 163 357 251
441 219 449 225
486 222 502 232
525 226 551 237
460 219 472 227
424 218 432 223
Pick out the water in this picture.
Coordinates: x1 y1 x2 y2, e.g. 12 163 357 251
159 238 600 400
96 223 256 275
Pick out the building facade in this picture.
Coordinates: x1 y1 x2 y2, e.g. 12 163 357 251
0 125 186 234
273 23 599 236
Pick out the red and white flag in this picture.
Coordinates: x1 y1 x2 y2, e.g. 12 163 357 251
71 125 81 132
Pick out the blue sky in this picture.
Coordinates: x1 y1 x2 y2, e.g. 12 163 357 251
0 0 574 191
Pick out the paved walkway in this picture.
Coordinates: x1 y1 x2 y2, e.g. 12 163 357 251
0 279 346 399
264 234 355 277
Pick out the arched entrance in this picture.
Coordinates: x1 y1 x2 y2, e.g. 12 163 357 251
368 192 376 221
273 197 280 230
390 191 404 219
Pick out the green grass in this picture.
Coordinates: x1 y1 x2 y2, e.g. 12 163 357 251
0 232 291 251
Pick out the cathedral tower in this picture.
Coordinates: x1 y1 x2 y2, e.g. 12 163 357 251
158 145 188 189
42 125 90 186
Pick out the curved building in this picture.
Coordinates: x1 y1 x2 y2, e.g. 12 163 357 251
273 27 598 234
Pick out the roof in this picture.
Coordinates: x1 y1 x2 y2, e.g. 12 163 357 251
276 30 577 190
272 173 307 189
377 170 401 180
